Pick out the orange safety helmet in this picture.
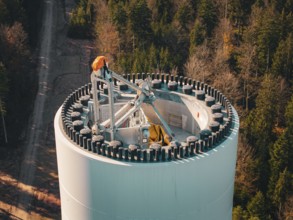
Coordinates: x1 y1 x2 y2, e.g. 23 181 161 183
92 56 108 71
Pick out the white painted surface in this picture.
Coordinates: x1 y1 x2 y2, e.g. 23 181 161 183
54 106 239 220
181 96 210 130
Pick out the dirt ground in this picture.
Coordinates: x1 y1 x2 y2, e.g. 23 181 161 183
0 0 94 219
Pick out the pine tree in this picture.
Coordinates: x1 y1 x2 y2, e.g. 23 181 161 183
148 0 173 24
116 53 132 73
228 0 254 30
269 130 291 177
152 21 175 47
268 129 291 200
285 94 293 130
245 75 279 151
148 43 158 71
271 168 290 209
242 6 283 75
159 47 171 72
254 8 281 74
244 75 279 190
110 1 127 34
278 9 293 39
68 0 93 38
128 0 152 47
174 1 193 31
247 191 267 220
189 19 205 54
198 0 218 37
132 49 147 73
272 34 293 81
266 94 293 217
233 205 249 220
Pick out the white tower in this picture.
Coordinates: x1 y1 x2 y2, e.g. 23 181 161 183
54 72 239 220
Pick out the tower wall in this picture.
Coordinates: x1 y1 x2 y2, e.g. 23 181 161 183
54 106 239 220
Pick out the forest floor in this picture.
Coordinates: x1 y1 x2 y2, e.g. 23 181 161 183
0 0 94 219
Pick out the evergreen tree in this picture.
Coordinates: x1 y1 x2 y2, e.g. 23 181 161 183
174 1 193 31
132 49 147 73
152 22 176 48
271 168 291 209
110 1 127 33
242 6 283 75
285 94 293 130
245 75 278 151
198 0 218 37
247 191 267 220
271 34 293 81
116 53 132 73
233 205 249 220
244 75 279 190
148 43 158 71
266 95 293 217
159 47 171 72
254 8 281 73
128 0 152 47
149 0 173 24
278 8 293 39
228 0 255 29
68 0 93 38
189 19 205 54
268 129 291 196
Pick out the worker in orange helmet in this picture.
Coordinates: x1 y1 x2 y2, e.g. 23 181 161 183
92 56 108 71
91 56 109 81
90 56 109 134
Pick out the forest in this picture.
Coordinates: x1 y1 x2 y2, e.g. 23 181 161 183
69 0 292 219
0 0 42 147
0 0 292 219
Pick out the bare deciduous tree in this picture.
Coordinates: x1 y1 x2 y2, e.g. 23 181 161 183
170 66 178 76
94 0 120 62
184 43 212 82
213 18 233 61
213 71 240 104
96 21 120 60
283 194 293 220
238 43 259 111
235 139 258 196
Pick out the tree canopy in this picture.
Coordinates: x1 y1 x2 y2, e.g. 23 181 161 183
1 0 291 217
